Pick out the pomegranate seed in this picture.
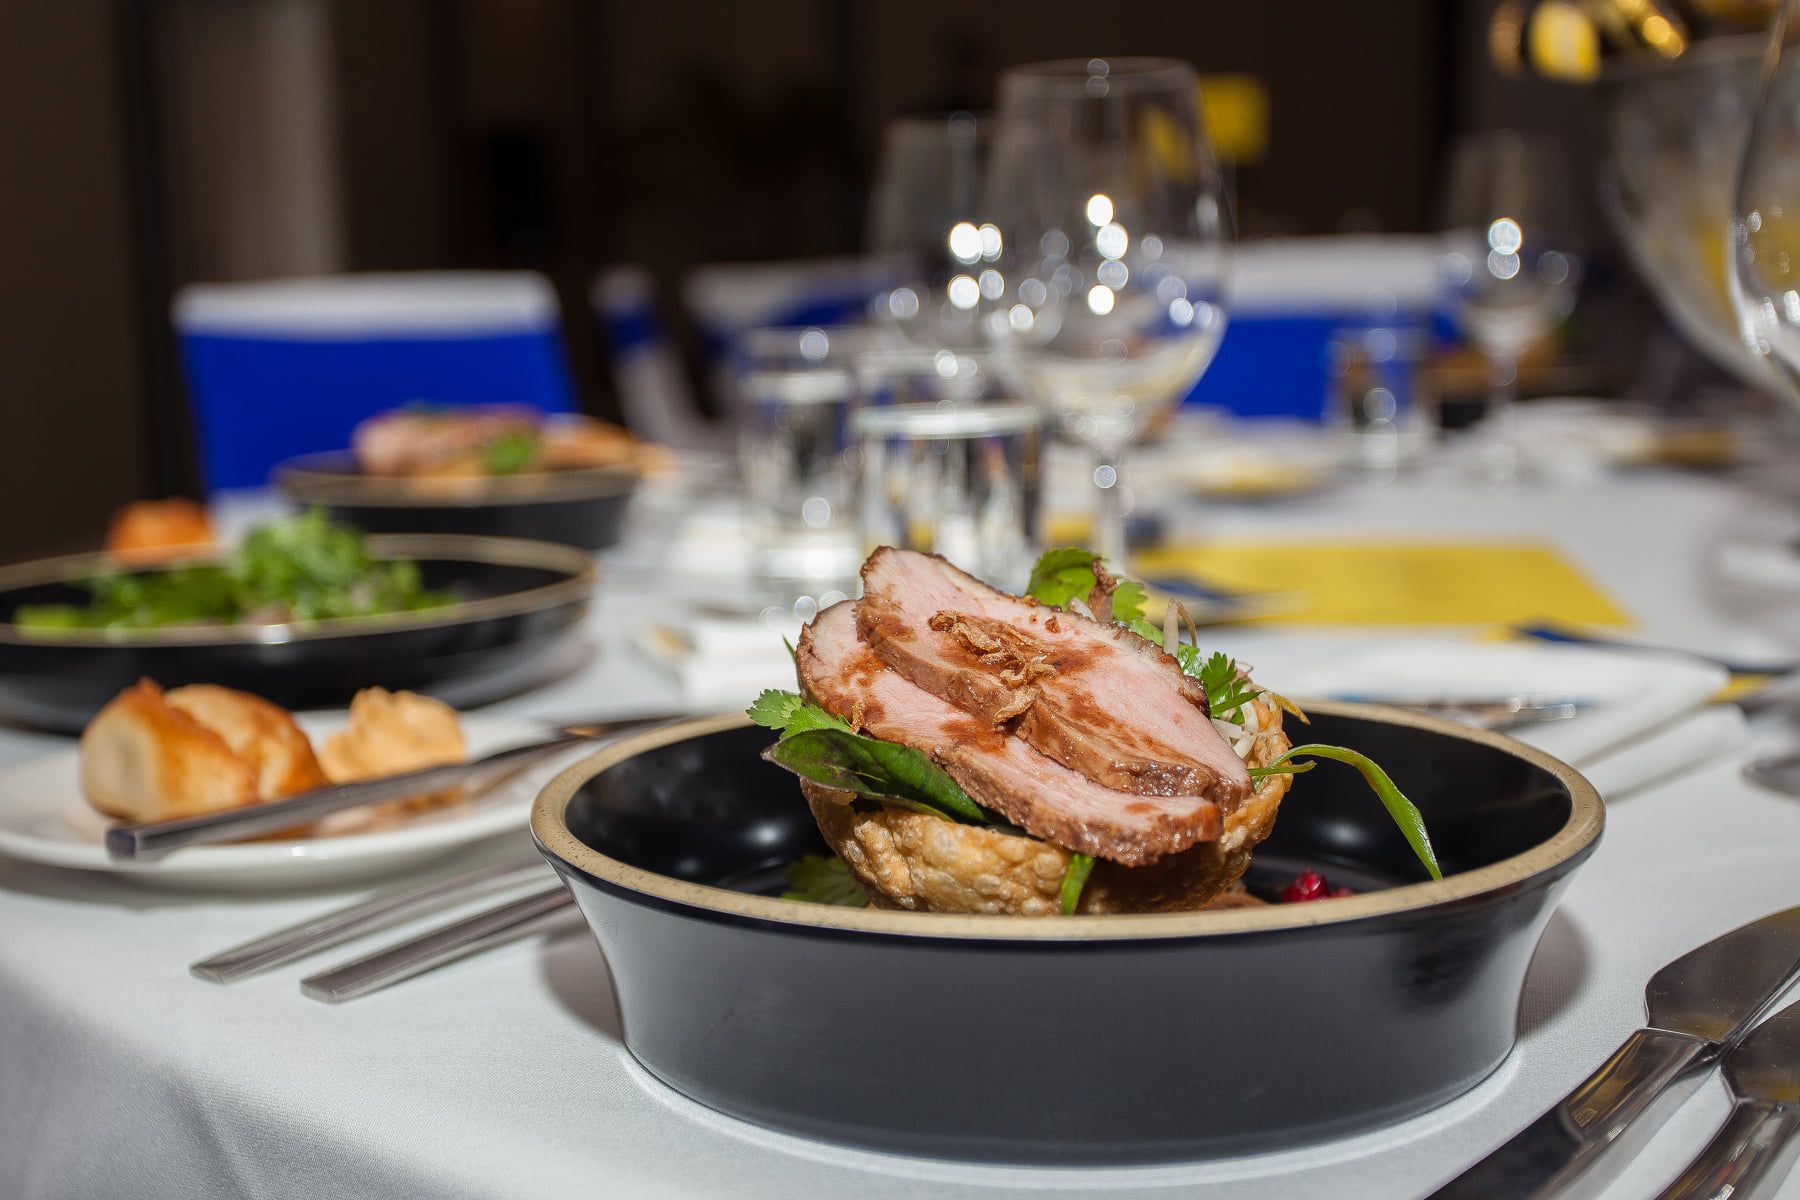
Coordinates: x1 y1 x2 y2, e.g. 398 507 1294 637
1280 869 1330 903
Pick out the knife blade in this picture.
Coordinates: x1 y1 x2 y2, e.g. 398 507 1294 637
1655 999 1800 1200
1427 905 1800 1200
105 712 686 862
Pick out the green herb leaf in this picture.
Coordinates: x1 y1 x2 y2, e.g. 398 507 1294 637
1025 546 1102 609
1111 577 1150 624
484 432 539 474
1196 650 1258 722
1059 852 1096 915
746 689 807 731
1271 744 1443 881
764 728 991 824
745 689 852 739
1025 547 1165 643
781 855 869 906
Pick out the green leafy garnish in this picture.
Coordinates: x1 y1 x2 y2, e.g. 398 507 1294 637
14 509 453 632
1247 761 1315 780
765 729 991 824
484 432 539 474
1195 649 1259 723
782 855 869 906
1024 546 1164 642
1270 744 1442 881
1025 547 1108 609
1060 852 1096 915
747 689 852 737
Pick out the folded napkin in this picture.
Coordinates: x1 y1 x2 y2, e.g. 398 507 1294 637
634 612 800 708
1270 637 1741 797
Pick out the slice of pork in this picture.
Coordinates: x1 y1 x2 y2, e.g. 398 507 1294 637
797 600 1221 866
856 547 1250 806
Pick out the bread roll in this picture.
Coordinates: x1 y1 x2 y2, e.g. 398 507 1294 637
105 499 214 564
805 697 1293 915
162 684 329 800
79 680 322 823
318 687 464 783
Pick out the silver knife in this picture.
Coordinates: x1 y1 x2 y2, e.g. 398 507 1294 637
1428 905 1800 1200
1655 998 1800 1200
1329 694 1593 730
106 713 684 862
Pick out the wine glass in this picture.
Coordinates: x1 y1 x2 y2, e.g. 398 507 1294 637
1731 0 1800 400
1439 131 1584 481
984 57 1231 565
867 113 994 359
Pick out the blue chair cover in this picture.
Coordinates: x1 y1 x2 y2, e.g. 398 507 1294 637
174 272 576 491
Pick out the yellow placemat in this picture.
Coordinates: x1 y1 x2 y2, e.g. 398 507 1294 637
1129 541 1634 628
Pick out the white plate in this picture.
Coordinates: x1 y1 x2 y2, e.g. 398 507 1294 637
1271 638 1728 764
0 714 560 890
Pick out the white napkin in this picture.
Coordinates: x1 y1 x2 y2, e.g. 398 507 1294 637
633 613 800 708
1268 637 1742 797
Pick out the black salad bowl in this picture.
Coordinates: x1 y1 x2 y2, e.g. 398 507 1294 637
0 534 595 733
532 705 1604 1164
276 452 640 550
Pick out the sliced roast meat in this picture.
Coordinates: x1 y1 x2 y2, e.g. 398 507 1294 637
797 600 1222 866
856 547 1251 806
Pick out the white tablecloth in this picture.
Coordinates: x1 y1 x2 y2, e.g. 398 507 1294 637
5 472 1800 1200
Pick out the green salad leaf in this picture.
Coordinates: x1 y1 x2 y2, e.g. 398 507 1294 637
14 509 453 632
1060 852 1097 915
766 729 992 824
782 855 869 907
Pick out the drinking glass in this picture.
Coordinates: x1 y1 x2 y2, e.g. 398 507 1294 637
984 57 1231 565
736 327 864 610
866 113 995 364
1440 132 1584 480
854 399 1045 590
1731 0 1800 401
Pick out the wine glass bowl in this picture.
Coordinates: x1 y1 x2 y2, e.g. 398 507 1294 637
1439 132 1585 478
866 113 996 356
1730 0 1800 400
984 57 1231 562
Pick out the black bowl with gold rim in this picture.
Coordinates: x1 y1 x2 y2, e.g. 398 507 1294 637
0 533 595 733
533 706 1603 1164
277 452 640 550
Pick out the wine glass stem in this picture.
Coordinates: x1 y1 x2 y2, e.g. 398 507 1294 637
1486 350 1521 471
1091 438 1128 566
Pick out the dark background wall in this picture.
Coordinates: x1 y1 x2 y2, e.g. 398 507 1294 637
0 0 1596 563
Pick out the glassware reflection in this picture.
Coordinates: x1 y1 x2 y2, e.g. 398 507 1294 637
1439 131 1584 481
1731 0 1800 401
984 57 1231 565
736 326 864 610
867 113 996 365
